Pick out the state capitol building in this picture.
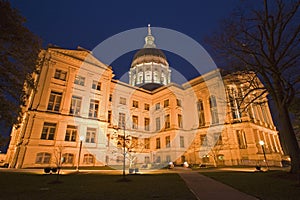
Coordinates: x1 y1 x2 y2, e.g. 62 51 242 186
5 26 284 169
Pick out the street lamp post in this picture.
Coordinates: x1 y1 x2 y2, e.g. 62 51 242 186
259 140 269 170
76 136 84 171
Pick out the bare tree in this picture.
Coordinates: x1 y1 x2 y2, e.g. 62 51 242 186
207 0 300 173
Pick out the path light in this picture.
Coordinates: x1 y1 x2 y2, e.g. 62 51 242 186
259 140 269 170
76 135 85 172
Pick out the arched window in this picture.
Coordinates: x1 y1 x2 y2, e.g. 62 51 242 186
209 95 219 124
35 152 51 164
145 71 151 83
197 100 205 127
153 71 159 83
83 154 95 164
62 153 74 164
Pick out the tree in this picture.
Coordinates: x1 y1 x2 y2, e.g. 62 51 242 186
0 1 41 128
207 0 300 173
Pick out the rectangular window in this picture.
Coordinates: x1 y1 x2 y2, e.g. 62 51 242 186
54 69 67 81
69 96 82 115
197 100 205 127
165 136 171 148
200 135 207 146
144 138 150 149
132 100 139 108
74 75 85 86
41 122 56 140
144 118 150 131
120 97 126 105
176 99 182 107
109 94 112 102
86 128 96 143
88 99 99 118
92 80 101 91
108 110 112 124
47 91 62 112
178 114 183 128
214 132 222 145
156 138 161 149
132 115 138 129
155 103 160 110
65 125 77 142
236 130 247 149
35 152 51 164
180 136 185 148
156 117 161 131
165 114 170 129
144 103 150 111
164 99 169 107
118 113 126 128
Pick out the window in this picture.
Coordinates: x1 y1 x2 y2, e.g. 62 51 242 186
178 114 183 128
209 96 219 124
236 130 247 149
86 128 96 143
197 100 205 127
145 156 150 164
47 91 62 112
165 114 170 129
35 152 51 164
108 110 112 124
144 103 150 111
41 122 56 140
166 155 171 163
119 97 126 105
132 100 139 108
54 69 67 81
83 154 94 164
89 99 99 118
70 96 82 115
180 136 185 148
156 138 161 149
144 118 150 131
200 135 207 146
155 103 160 110
65 125 77 142
177 99 182 107
92 80 101 91
144 138 150 149
165 136 171 148
62 153 74 164
164 99 169 107
132 115 138 129
214 132 222 145
156 117 161 131
228 87 241 120
118 113 126 128
109 94 112 102
74 75 85 86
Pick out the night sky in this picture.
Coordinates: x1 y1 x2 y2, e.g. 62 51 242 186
10 0 240 82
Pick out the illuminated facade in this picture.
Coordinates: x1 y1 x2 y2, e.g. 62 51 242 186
6 27 283 169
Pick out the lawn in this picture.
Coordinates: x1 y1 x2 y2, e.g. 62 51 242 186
201 170 300 200
0 172 197 200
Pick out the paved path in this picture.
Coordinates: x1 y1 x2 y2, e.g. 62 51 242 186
179 172 258 200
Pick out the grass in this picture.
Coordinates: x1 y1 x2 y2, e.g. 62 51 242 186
201 170 300 200
0 172 197 200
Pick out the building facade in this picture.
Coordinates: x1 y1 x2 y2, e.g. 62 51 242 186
5 27 283 169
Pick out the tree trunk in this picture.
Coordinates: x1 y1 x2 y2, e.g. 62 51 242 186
277 105 300 174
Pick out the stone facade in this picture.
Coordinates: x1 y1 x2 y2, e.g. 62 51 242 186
5 30 283 169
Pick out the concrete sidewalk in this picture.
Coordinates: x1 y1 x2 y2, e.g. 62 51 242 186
179 172 258 200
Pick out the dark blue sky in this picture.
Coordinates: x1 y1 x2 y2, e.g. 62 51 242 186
10 0 240 81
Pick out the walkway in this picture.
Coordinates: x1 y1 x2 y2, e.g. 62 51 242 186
179 171 258 200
